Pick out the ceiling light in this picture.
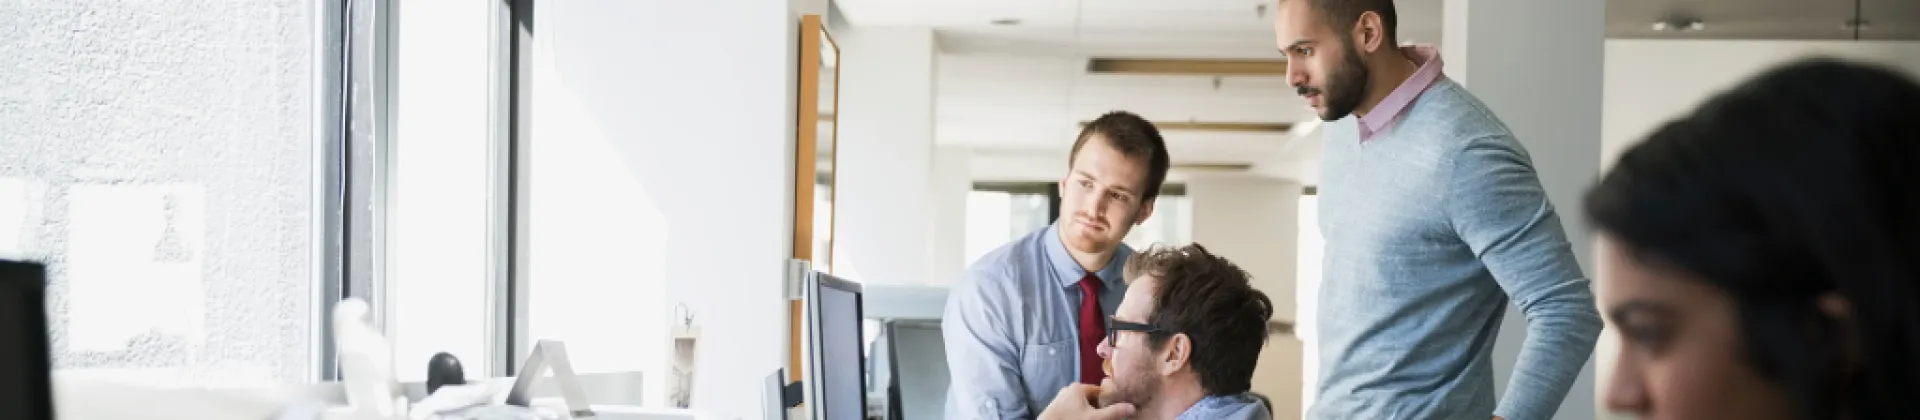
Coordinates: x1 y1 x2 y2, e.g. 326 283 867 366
1077 120 1292 133
990 18 1021 26
1085 58 1288 76
1651 18 1705 32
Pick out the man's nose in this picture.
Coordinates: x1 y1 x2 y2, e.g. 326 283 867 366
1287 62 1307 88
1096 337 1113 359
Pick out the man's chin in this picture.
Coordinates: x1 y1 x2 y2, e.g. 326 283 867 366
1095 389 1120 408
1094 379 1124 408
1066 233 1116 255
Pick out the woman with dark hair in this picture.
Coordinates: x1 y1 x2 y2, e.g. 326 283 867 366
1588 57 1920 419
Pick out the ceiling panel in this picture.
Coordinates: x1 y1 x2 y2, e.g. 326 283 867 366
1861 0 1920 41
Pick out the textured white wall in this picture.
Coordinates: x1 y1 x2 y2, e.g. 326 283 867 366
0 0 317 384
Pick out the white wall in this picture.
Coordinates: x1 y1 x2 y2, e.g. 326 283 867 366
833 26 937 285
525 1 796 417
1603 40 1920 166
1593 39 1920 420
928 146 971 285
1187 178 1302 418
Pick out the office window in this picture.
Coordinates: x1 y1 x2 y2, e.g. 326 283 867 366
1121 195 1192 250
1296 192 1322 417
963 183 1190 267
1 0 322 384
963 188 1050 267
386 0 500 381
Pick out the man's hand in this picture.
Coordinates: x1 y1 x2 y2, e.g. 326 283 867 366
1037 383 1136 420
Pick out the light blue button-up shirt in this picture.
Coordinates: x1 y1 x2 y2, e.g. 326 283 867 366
943 223 1132 419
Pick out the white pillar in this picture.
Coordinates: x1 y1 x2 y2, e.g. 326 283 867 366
1187 177 1303 417
1443 0 1605 418
834 26 937 285
928 146 971 285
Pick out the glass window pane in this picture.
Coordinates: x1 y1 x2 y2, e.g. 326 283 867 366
1296 194 1323 414
964 191 1012 266
388 0 493 382
1124 195 1190 250
1 0 317 385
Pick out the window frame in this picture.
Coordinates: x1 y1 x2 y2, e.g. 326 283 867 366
317 0 529 381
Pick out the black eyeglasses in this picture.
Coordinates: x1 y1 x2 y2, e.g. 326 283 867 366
1106 315 1165 348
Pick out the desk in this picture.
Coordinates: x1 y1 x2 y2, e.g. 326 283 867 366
50 371 646 420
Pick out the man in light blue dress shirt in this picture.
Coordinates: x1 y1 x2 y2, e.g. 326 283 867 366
943 111 1173 419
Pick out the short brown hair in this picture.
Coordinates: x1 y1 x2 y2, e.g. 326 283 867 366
1123 243 1274 395
1284 0 1399 42
1070 111 1171 202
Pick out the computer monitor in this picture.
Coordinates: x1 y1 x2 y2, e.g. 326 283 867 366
801 270 866 420
0 260 53 420
763 368 789 420
880 320 947 420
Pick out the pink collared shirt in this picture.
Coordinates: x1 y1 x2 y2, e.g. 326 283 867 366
1358 45 1444 142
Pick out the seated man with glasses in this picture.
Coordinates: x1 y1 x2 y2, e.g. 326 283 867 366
1038 243 1276 420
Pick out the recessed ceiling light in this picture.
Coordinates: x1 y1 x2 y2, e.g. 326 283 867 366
1651 19 1705 32
990 18 1021 26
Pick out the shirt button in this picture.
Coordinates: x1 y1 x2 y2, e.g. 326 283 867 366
1049 348 1056 355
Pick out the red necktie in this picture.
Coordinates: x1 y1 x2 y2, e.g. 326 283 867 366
1076 273 1105 384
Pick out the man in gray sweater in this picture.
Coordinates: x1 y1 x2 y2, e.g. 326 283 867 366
1274 1 1603 419
1036 244 1275 420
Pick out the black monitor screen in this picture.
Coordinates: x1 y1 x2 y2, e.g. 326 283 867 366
0 261 53 420
812 274 865 420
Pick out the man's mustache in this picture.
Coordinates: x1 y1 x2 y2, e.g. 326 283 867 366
1296 85 1321 97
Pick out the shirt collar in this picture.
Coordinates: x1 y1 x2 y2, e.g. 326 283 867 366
1042 222 1132 289
1358 45 1445 142
1174 393 1262 420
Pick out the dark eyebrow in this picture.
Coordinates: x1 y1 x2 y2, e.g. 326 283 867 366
1283 39 1315 52
1071 170 1136 196
1607 299 1673 325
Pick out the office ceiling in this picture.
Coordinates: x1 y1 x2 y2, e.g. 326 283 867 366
831 0 1919 183
1609 0 1920 41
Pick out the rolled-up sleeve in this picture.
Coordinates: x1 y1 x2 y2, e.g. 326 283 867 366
943 267 1028 419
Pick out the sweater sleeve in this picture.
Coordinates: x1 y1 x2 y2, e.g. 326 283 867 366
1444 134 1604 420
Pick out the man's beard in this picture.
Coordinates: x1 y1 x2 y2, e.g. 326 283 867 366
1303 36 1371 121
1097 361 1161 411
1064 210 1136 256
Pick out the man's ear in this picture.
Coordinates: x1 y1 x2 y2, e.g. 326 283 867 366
1354 11 1387 53
1134 197 1156 226
1816 293 1851 320
1161 333 1191 375
1817 292 1862 368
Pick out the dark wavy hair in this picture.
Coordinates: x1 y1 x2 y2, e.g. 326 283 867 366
1584 58 1920 419
1123 243 1273 396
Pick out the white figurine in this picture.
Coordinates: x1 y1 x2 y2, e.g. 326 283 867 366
334 298 403 417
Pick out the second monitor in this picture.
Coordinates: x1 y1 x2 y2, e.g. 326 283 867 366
801 269 866 420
